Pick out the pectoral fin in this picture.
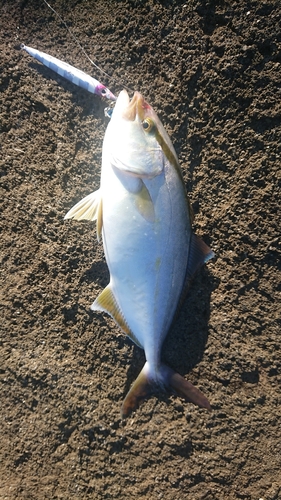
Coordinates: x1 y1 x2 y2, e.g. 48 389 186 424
134 181 155 223
91 285 142 348
64 189 103 241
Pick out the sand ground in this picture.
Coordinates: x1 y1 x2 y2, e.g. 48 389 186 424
1 1 280 498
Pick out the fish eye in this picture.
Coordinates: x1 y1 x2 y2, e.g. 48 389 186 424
142 118 154 133
101 88 107 95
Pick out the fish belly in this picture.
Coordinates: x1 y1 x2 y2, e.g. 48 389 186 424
101 160 191 370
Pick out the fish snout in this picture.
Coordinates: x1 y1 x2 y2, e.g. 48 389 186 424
123 92 150 122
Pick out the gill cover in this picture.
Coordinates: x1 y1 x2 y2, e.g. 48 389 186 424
107 90 173 178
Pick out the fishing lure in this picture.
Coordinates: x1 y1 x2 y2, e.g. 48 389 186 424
21 44 116 101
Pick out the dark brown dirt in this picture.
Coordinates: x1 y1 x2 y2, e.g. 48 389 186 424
1 1 281 499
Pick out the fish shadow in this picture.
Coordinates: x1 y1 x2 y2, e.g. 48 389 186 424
83 259 109 288
124 265 218 399
163 266 217 375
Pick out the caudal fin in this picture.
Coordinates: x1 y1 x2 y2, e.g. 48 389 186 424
121 362 211 418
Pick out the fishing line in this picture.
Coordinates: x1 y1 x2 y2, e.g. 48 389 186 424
42 0 133 93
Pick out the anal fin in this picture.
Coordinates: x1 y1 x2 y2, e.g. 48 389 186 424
91 285 142 348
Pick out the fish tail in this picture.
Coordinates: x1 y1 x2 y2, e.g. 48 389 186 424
159 364 211 411
121 362 211 418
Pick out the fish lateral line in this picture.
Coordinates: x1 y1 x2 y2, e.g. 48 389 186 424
42 0 133 94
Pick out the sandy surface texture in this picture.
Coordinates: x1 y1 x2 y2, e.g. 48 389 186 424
1 0 280 499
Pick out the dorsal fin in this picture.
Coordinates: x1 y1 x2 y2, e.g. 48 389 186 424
186 233 214 281
91 285 142 348
174 233 215 320
64 189 103 241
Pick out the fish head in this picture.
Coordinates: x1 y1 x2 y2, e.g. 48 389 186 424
106 90 179 178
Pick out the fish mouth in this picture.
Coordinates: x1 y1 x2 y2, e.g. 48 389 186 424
122 91 151 122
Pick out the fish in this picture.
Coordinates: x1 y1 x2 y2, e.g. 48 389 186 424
65 90 214 417
21 44 116 101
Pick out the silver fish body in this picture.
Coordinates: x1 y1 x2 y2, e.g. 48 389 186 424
65 90 214 417
100 103 189 368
